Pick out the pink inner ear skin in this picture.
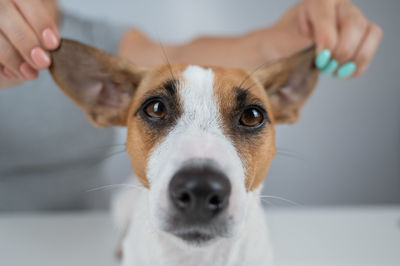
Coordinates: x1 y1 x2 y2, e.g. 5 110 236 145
77 79 126 109
97 81 126 108
78 81 103 106
280 85 303 103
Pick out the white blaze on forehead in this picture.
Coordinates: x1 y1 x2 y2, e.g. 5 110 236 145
179 65 220 132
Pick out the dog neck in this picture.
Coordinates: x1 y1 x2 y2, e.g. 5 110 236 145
120 184 273 266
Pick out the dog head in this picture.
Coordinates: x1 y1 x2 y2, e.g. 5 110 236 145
50 39 318 246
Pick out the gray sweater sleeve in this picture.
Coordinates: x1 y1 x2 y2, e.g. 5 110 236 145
0 13 131 212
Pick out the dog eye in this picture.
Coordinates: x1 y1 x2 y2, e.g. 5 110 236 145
239 108 264 127
144 100 168 119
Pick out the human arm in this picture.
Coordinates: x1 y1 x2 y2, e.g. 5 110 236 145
120 0 382 78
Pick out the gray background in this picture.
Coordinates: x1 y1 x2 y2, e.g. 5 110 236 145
59 0 399 206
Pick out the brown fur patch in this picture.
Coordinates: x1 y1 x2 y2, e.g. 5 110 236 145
212 67 277 191
125 65 188 187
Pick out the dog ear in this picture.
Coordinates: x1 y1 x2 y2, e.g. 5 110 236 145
254 46 319 124
50 39 147 127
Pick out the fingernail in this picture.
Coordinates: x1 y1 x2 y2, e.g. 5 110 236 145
42 28 59 50
20 62 38 80
321 59 339 75
31 47 51 69
3 68 17 79
315 49 331 69
336 62 357 79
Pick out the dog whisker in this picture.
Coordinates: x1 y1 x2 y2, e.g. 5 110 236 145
98 150 127 161
91 143 126 149
276 150 306 161
157 38 176 82
79 149 128 170
79 143 127 154
259 195 302 207
275 146 306 161
259 198 275 207
86 183 145 193
276 146 303 156
237 57 276 89
62 149 128 181
2 144 126 156
79 149 127 165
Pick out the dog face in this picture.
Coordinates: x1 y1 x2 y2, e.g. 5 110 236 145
50 39 318 245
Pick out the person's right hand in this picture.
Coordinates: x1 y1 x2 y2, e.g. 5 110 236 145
0 0 59 87
274 0 382 78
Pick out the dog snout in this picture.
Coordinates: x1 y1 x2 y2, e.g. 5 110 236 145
169 166 231 223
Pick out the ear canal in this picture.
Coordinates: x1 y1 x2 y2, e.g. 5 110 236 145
49 39 147 127
255 45 319 124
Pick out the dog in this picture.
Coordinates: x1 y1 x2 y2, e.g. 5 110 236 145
49 39 318 266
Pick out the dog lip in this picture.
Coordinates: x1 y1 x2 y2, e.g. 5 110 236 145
174 231 215 243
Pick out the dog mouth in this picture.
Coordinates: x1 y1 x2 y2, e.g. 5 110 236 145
173 230 215 245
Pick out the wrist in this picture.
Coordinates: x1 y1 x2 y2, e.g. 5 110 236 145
248 26 283 63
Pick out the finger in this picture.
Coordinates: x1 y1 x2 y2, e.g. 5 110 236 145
352 23 383 77
305 0 338 52
0 32 24 78
0 63 17 83
0 65 11 82
14 0 59 50
333 2 368 64
0 65 24 88
0 2 51 70
19 62 38 80
2 67 18 79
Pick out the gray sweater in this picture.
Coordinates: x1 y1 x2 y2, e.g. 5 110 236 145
0 13 128 211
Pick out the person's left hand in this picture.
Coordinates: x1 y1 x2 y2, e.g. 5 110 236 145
274 0 383 78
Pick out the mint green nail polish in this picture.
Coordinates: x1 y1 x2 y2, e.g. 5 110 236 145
315 49 331 69
321 59 338 75
337 62 356 79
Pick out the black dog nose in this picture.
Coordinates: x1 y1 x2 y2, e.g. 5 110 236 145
169 166 231 223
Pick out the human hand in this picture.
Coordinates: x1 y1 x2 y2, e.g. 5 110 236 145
275 0 383 78
0 0 59 87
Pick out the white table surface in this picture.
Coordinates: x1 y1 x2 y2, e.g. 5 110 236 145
0 206 399 266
